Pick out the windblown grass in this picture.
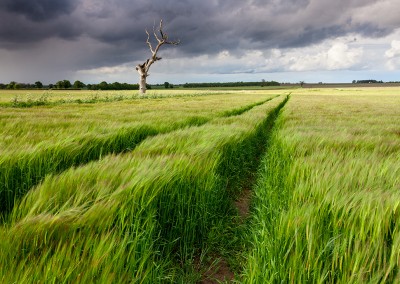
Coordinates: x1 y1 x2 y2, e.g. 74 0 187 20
0 94 288 282
0 92 281 214
0 91 280 152
4 86 397 283
244 89 400 283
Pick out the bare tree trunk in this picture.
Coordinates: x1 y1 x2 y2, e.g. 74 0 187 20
139 75 147 94
135 20 179 95
136 63 147 94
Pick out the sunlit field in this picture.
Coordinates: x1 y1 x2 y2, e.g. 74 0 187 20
0 87 399 283
0 88 278 105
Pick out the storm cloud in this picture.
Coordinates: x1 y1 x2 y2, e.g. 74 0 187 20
4 0 78 22
0 0 399 83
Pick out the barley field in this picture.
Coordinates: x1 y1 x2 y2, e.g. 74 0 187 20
243 87 400 283
0 87 399 283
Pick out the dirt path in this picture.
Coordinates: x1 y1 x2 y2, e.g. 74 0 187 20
199 258 235 283
198 186 253 283
235 187 252 220
198 95 289 283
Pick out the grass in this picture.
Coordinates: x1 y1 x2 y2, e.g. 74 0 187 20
1 87 399 282
0 89 280 105
0 91 283 153
0 92 287 283
243 89 400 283
0 91 283 215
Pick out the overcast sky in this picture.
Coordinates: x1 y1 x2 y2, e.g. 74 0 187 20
1 0 400 84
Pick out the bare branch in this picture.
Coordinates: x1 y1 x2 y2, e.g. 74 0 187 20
145 30 154 54
155 19 180 45
153 24 162 43
165 38 181 45
159 19 165 40
160 20 180 45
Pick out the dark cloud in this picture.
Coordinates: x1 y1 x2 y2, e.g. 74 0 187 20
1 0 397 51
3 0 78 22
0 0 81 47
354 22 392 39
279 25 347 48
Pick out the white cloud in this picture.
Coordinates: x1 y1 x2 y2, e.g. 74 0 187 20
385 40 400 70
155 49 267 75
287 42 363 71
217 50 230 60
327 43 363 69
77 65 131 75
75 63 136 83
385 40 400 58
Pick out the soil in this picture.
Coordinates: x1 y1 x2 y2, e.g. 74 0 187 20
234 187 252 220
199 258 235 283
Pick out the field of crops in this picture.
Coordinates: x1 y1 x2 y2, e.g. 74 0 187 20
244 87 400 283
0 87 399 283
0 90 279 214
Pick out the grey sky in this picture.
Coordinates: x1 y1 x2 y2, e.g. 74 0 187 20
0 0 399 84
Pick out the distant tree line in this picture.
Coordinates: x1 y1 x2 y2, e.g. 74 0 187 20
0 80 149 90
182 81 280 88
352 80 384 84
0 80 281 90
0 81 44 89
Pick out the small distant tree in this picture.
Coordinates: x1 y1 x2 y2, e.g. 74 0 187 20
164 81 170 89
35 81 43 89
136 20 180 94
261 79 266 87
73 80 85 89
63 80 72 89
55 81 63 89
55 80 71 89
111 82 122 90
300 81 305 87
98 81 108 90
6 81 17 89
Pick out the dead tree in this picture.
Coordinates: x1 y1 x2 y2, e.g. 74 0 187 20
136 20 180 94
